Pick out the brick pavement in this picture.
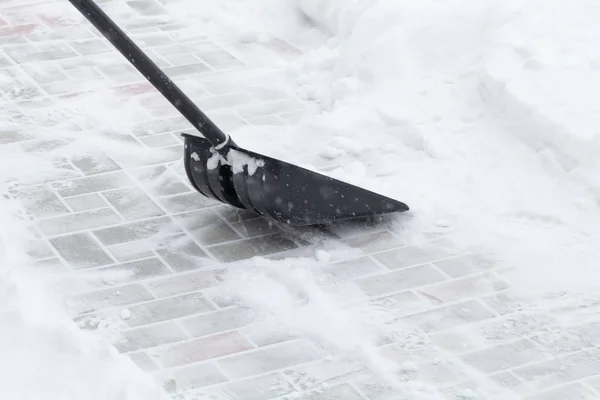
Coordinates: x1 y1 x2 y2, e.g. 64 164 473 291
3 1 600 399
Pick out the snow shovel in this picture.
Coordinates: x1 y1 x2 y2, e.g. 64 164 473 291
68 0 409 226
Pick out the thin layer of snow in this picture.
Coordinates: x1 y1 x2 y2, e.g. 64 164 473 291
0 137 167 400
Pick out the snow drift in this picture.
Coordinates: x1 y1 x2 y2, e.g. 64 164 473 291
282 0 600 295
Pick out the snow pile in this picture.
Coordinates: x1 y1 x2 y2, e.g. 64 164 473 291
279 0 600 295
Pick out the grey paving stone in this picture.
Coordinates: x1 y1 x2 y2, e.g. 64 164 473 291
153 362 228 394
147 269 226 298
125 292 215 327
230 217 282 238
107 241 155 262
355 264 448 296
321 256 386 282
152 331 254 368
217 340 321 379
173 209 241 246
417 272 509 305
514 349 600 389
129 165 190 196
404 300 497 333
115 321 188 353
526 383 598 400
93 216 182 246
103 187 165 221
65 193 108 212
434 254 499 278
50 232 113 269
341 231 405 254
38 208 121 237
13 185 69 219
373 245 455 270
208 234 298 262
52 171 135 197
128 351 160 372
65 284 155 315
461 339 549 374
24 238 55 260
157 192 217 214
155 234 211 272
96 257 172 286
182 306 255 338
208 372 294 400
71 153 120 176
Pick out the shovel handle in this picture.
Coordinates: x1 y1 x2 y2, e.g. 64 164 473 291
67 0 235 151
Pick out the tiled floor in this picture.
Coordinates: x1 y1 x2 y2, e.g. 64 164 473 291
4 1 600 399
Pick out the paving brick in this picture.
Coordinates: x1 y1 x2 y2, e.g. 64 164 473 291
65 193 108 212
155 235 211 272
147 269 226 298
163 62 211 77
129 165 190 196
105 240 156 264
182 307 255 338
404 300 497 333
373 245 455 270
173 209 241 246
530 329 594 355
158 192 219 214
209 372 294 400
24 238 54 260
97 257 172 285
321 256 386 282
341 231 404 254
196 49 245 70
152 331 254 368
208 234 298 262
69 38 111 55
296 383 364 400
139 132 180 148
93 216 182 246
217 340 321 379
52 171 135 197
514 349 600 389
153 362 228 393
127 351 160 372
21 62 69 85
434 254 498 278
13 185 69 219
38 207 121 236
370 291 433 318
65 283 154 315
115 321 188 353
355 264 447 296
417 272 509 305
230 217 282 239
71 153 120 176
125 292 215 327
461 339 549 374
526 383 598 400
103 187 165 221
50 232 113 269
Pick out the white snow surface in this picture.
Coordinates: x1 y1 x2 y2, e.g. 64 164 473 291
214 0 600 295
4 0 600 399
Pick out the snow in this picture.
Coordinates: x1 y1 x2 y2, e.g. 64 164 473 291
270 0 600 296
0 138 167 400
5 0 600 398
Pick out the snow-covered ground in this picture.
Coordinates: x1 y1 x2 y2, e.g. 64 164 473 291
3 0 600 399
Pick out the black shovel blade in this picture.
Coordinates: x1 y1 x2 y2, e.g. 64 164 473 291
183 134 409 226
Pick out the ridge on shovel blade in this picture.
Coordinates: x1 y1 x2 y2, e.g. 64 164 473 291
68 0 410 227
